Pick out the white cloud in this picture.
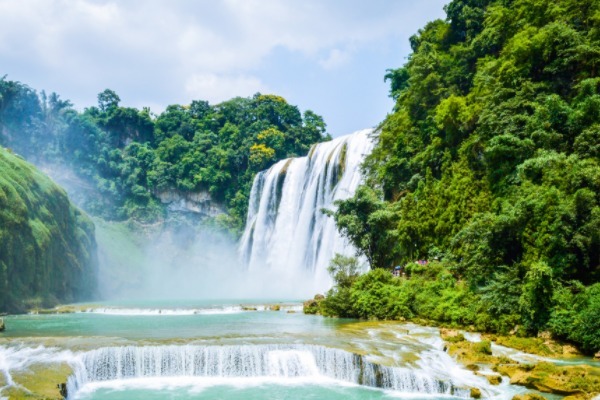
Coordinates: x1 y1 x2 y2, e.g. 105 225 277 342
0 0 448 129
184 73 268 104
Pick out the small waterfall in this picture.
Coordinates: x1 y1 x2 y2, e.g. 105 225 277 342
66 344 470 398
239 129 374 295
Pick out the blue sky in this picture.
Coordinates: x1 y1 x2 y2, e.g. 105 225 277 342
0 0 447 137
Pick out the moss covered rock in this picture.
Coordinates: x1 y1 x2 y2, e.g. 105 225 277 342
511 394 546 400
470 387 481 398
0 148 97 313
497 362 600 395
3 362 72 399
494 335 581 357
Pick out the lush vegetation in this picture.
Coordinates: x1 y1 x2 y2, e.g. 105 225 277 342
0 81 329 231
326 0 600 354
0 147 97 313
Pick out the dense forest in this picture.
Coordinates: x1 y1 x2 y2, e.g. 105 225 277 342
321 0 600 354
0 81 329 231
0 147 97 312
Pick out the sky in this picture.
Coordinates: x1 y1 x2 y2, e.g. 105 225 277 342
0 0 447 137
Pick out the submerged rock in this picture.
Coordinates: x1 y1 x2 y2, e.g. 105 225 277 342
0 318 4 331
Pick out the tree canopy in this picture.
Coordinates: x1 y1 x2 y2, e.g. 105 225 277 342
331 0 600 350
0 80 330 231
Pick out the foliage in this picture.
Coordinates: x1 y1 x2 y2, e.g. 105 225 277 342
0 147 97 313
320 254 361 317
330 0 600 353
0 80 330 232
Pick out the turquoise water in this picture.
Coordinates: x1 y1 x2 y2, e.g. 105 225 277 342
0 300 571 399
1 302 343 342
75 380 453 400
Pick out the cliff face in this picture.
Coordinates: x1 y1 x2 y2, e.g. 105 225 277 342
155 190 225 218
0 148 97 313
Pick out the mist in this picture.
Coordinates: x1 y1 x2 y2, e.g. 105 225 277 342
94 215 330 302
38 163 303 302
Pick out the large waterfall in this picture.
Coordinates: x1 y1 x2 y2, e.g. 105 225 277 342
66 344 470 398
239 129 374 296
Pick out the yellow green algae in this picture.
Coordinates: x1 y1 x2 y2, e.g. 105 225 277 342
439 328 600 397
491 335 582 358
2 363 71 400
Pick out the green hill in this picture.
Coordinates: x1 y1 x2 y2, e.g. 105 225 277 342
0 147 97 313
327 0 600 354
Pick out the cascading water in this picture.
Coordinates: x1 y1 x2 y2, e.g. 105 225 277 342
66 344 470 398
239 129 374 296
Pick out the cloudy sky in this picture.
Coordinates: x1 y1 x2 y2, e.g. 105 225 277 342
0 0 447 136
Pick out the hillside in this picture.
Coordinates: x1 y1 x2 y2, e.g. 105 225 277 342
0 81 329 232
0 147 97 313
326 0 600 353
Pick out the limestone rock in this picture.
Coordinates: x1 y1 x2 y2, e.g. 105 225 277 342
512 394 546 400
537 331 552 340
485 374 502 385
470 387 482 398
155 189 224 217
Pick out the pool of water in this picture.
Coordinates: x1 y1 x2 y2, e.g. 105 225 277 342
1 300 341 343
0 300 570 399
73 378 459 400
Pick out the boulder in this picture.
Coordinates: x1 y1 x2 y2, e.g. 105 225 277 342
0 318 4 331
475 373 502 385
470 387 482 398
498 362 600 395
512 394 546 400
465 364 480 372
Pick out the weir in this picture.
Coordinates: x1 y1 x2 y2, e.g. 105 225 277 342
66 344 470 398
239 129 375 294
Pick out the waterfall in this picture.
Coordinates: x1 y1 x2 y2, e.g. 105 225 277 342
239 129 374 295
66 344 470 398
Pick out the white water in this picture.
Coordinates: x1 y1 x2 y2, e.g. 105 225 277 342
74 303 303 316
0 345 75 389
239 129 374 296
79 307 242 316
66 344 470 399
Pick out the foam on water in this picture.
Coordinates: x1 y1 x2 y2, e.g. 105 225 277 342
65 344 472 399
75 303 303 316
0 345 76 388
80 306 244 316
239 129 374 296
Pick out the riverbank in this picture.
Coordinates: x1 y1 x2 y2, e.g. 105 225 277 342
311 298 600 399
440 329 600 398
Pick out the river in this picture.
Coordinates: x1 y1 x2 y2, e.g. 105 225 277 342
0 300 555 399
